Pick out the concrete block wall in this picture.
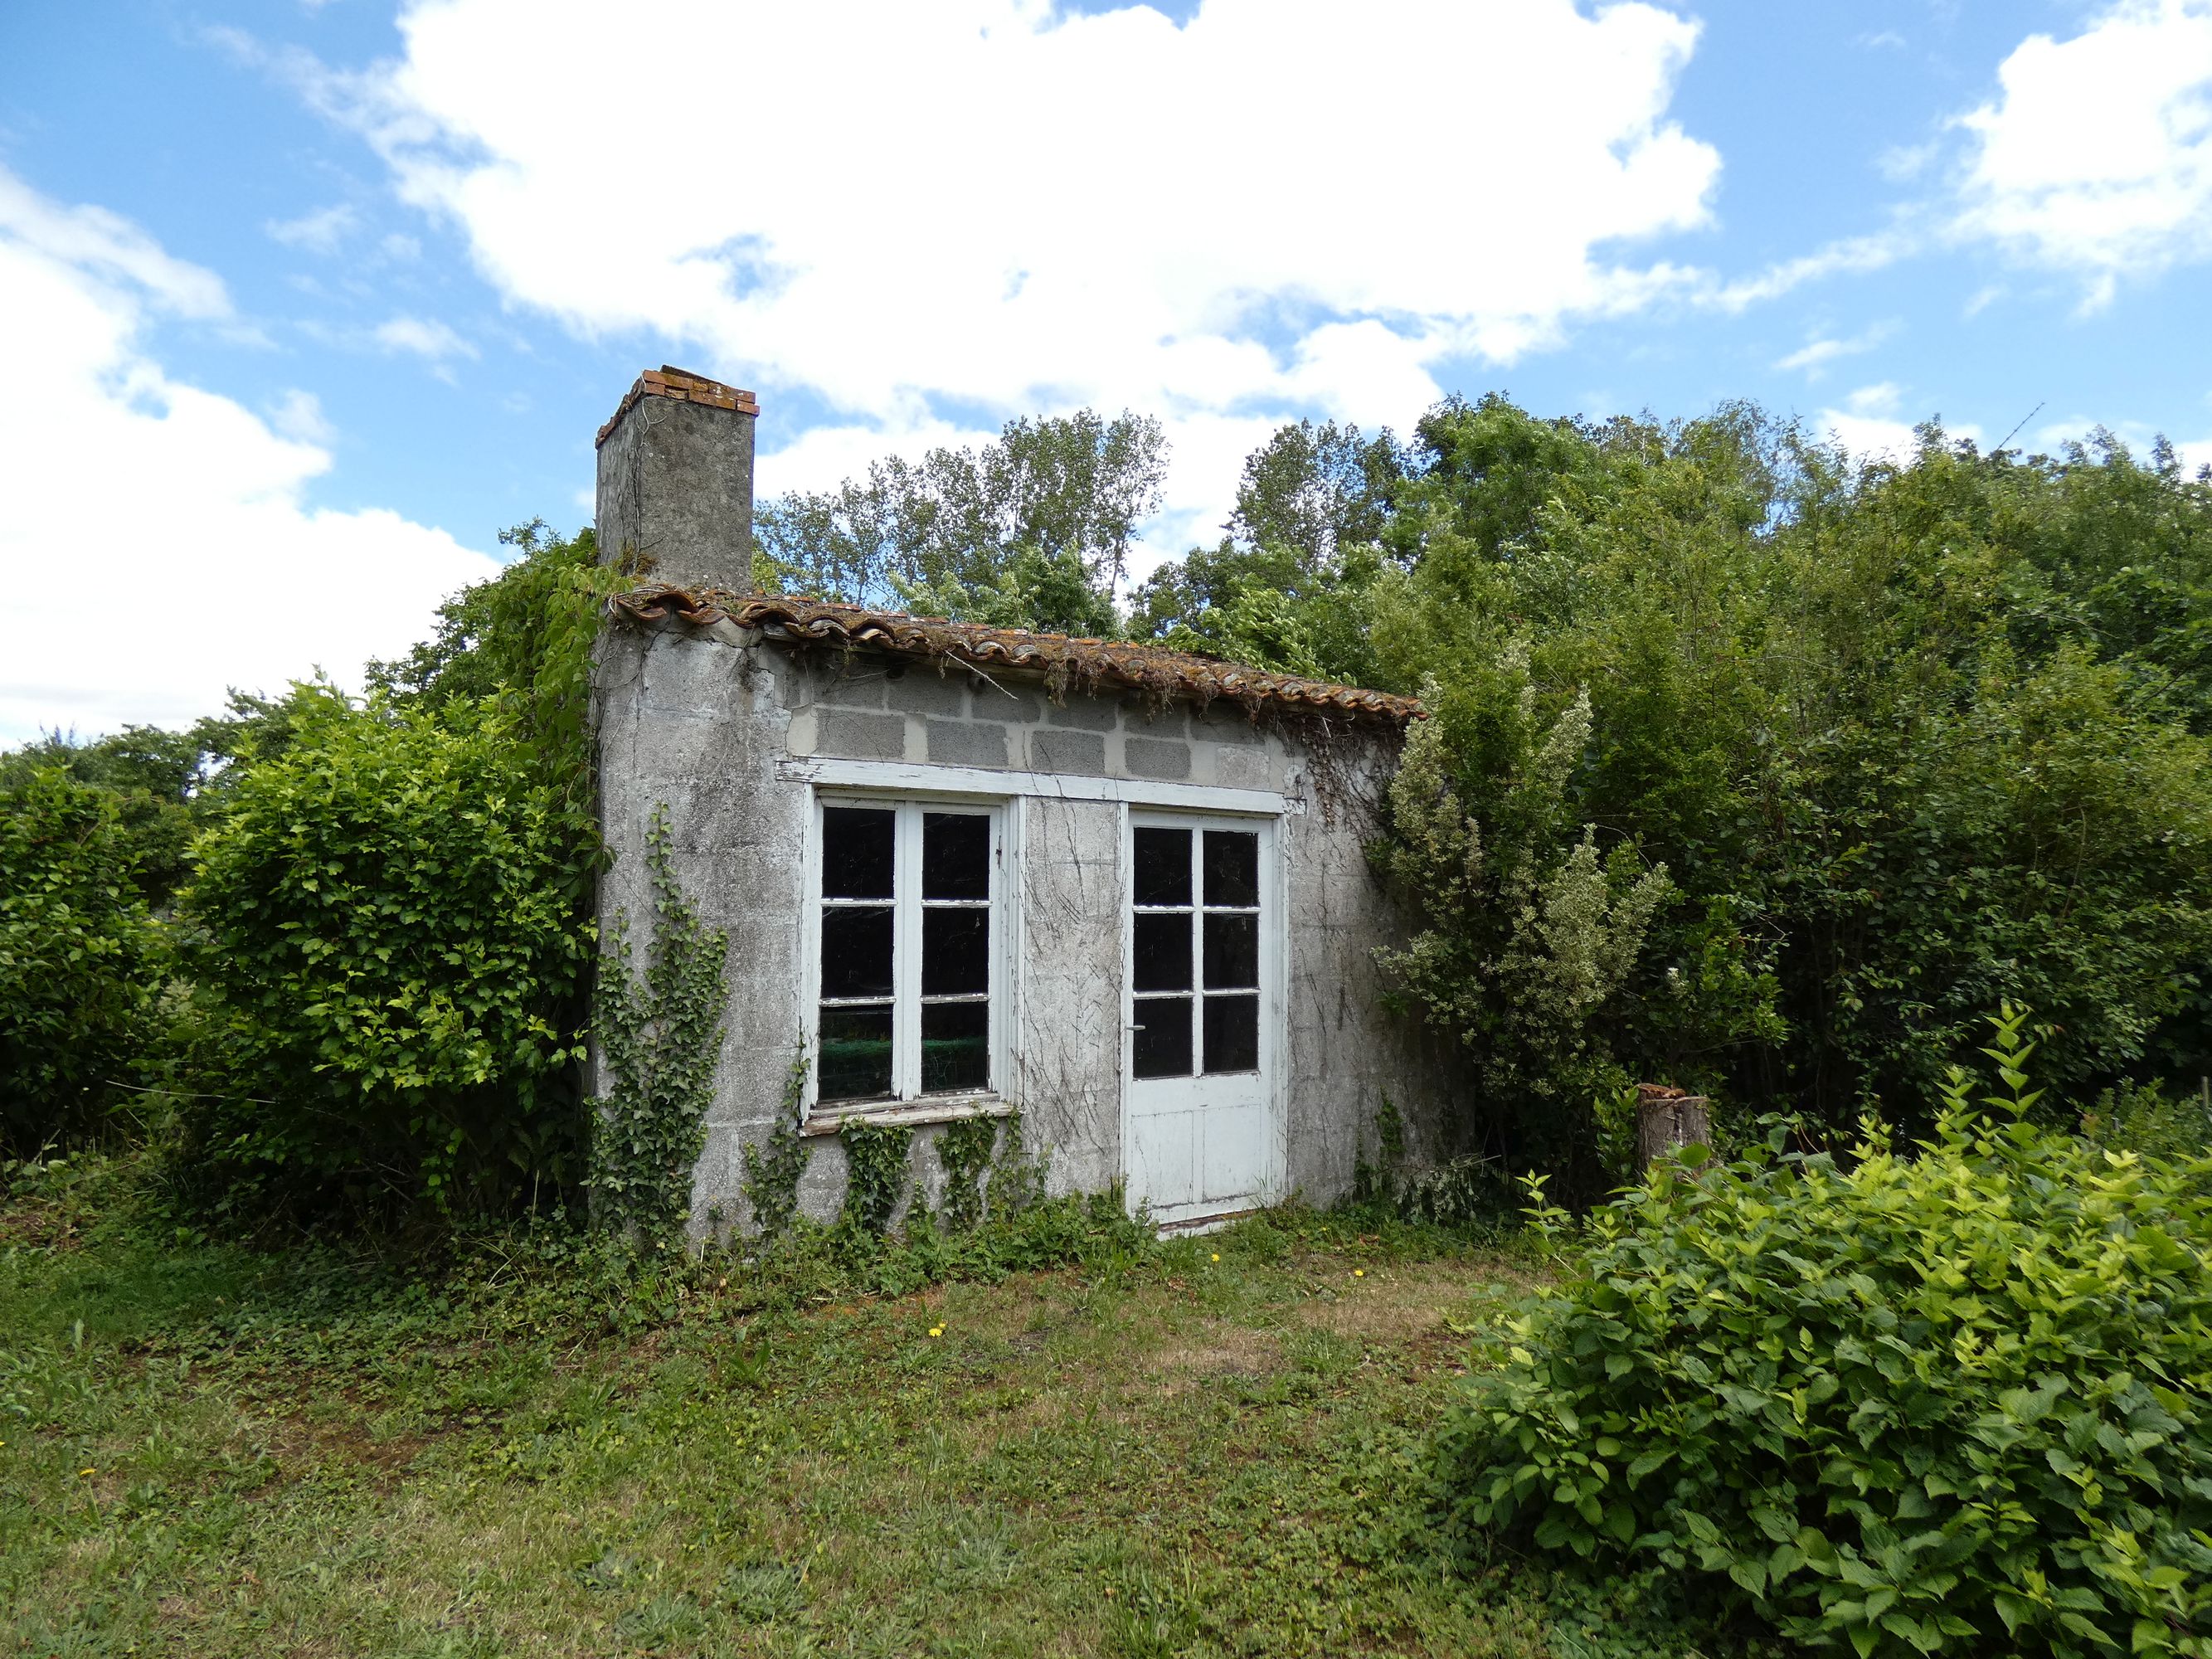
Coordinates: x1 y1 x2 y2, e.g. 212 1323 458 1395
777 657 1284 791
593 617 1456 1240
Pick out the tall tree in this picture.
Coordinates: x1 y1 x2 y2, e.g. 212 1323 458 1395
1130 416 1406 684
753 409 1167 633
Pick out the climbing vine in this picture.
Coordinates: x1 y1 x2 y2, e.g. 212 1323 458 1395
838 1117 912 1236
934 1117 998 1232
587 805 727 1243
984 1113 1047 1218
741 1039 812 1240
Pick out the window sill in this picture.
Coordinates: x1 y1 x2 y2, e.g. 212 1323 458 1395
801 1094 1015 1136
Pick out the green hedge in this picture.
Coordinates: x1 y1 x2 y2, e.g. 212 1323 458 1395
0 768 156 1152
1438 1015 2212 1657
175 688 592 1222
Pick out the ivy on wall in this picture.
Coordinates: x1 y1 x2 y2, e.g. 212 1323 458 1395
934 1117 997 1233
838 1117 912 1236
587 805 727 1242
741 1041 812 1240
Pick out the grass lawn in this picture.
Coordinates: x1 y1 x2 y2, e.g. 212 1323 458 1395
1 1160 1714 1658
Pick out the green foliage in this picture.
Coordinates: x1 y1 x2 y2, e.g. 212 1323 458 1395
0 693 309 907
1349 397 2212 1191
984 1112 1048 1219
1130 416 1407 686
738 1041 812 1240
753 409 1165 626
934 1116 999 1233
836 1117 912 1236
892 542 1122 637
1375 681 1673 1190
175 687 593 1224
0 769 157 1153
588 806 727 1243
2082 1077 2212 1177
148 523 616 1232
1437 1011 2212 1657
367 519 615 820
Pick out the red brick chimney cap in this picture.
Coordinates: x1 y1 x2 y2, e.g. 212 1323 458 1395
596 365 759 446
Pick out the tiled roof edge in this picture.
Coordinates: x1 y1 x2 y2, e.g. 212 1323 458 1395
595 366 760 447
607 586 1426 723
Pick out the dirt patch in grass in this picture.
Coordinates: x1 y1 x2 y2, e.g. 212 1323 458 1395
1145 1322 1281 1389
1293 1262 1508 1345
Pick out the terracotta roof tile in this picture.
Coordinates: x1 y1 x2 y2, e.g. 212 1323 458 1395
609 586 1424 723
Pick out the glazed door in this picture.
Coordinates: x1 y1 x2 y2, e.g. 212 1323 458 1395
1122 816 1276 1225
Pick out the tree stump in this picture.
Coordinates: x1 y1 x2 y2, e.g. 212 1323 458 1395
1636 1083 1712 1174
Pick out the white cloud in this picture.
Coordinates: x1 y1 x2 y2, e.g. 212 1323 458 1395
0 169 230 319
1708 231 1913 312
1876 141 1938 183
1815 381 1984 464
372 314 476 362
1774 320 1897 378
265 202 359 253
1956 0 2212 297
0 167 498 742
270 0 1722 538
268 387 336 445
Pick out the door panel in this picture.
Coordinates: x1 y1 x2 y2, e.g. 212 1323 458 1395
1124 815 1276 1224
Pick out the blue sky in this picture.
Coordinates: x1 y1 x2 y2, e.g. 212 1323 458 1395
5 0 2212 740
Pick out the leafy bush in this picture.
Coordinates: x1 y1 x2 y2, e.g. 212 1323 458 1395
174 688 593 1224
1176 397 2212 1189
0 768 157 1153
0 693 303 909
2083 1078 2212 1178
1437 1011 2212 1657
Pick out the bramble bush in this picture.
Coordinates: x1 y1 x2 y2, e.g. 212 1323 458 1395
1437 1007 2212 1657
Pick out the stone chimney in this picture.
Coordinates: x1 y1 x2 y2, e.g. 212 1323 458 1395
594 365 760 593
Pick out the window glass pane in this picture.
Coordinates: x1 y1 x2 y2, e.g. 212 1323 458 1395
1203 830 1259 907
921 1000 989 1092
820 905 893 999
1202 994 1260 1073
923 812 990 900
823 806 895 898
1133 911 1193 992
1203 912 1259 989
922 907 990 996
1132 995 1193 1078
1133 826 1191 907
819 1005 893 1099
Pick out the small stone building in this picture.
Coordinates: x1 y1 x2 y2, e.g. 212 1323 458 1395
591 367 1451 1231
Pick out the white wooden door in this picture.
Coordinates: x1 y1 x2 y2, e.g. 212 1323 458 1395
1122 815 1277 1225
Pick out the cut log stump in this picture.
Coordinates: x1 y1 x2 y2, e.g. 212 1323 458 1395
1636 1083 1712 1175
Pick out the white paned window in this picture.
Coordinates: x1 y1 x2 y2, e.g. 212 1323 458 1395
812 797 1000 1106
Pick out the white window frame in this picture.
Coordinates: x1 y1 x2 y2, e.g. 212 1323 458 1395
803 791 1007 1122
